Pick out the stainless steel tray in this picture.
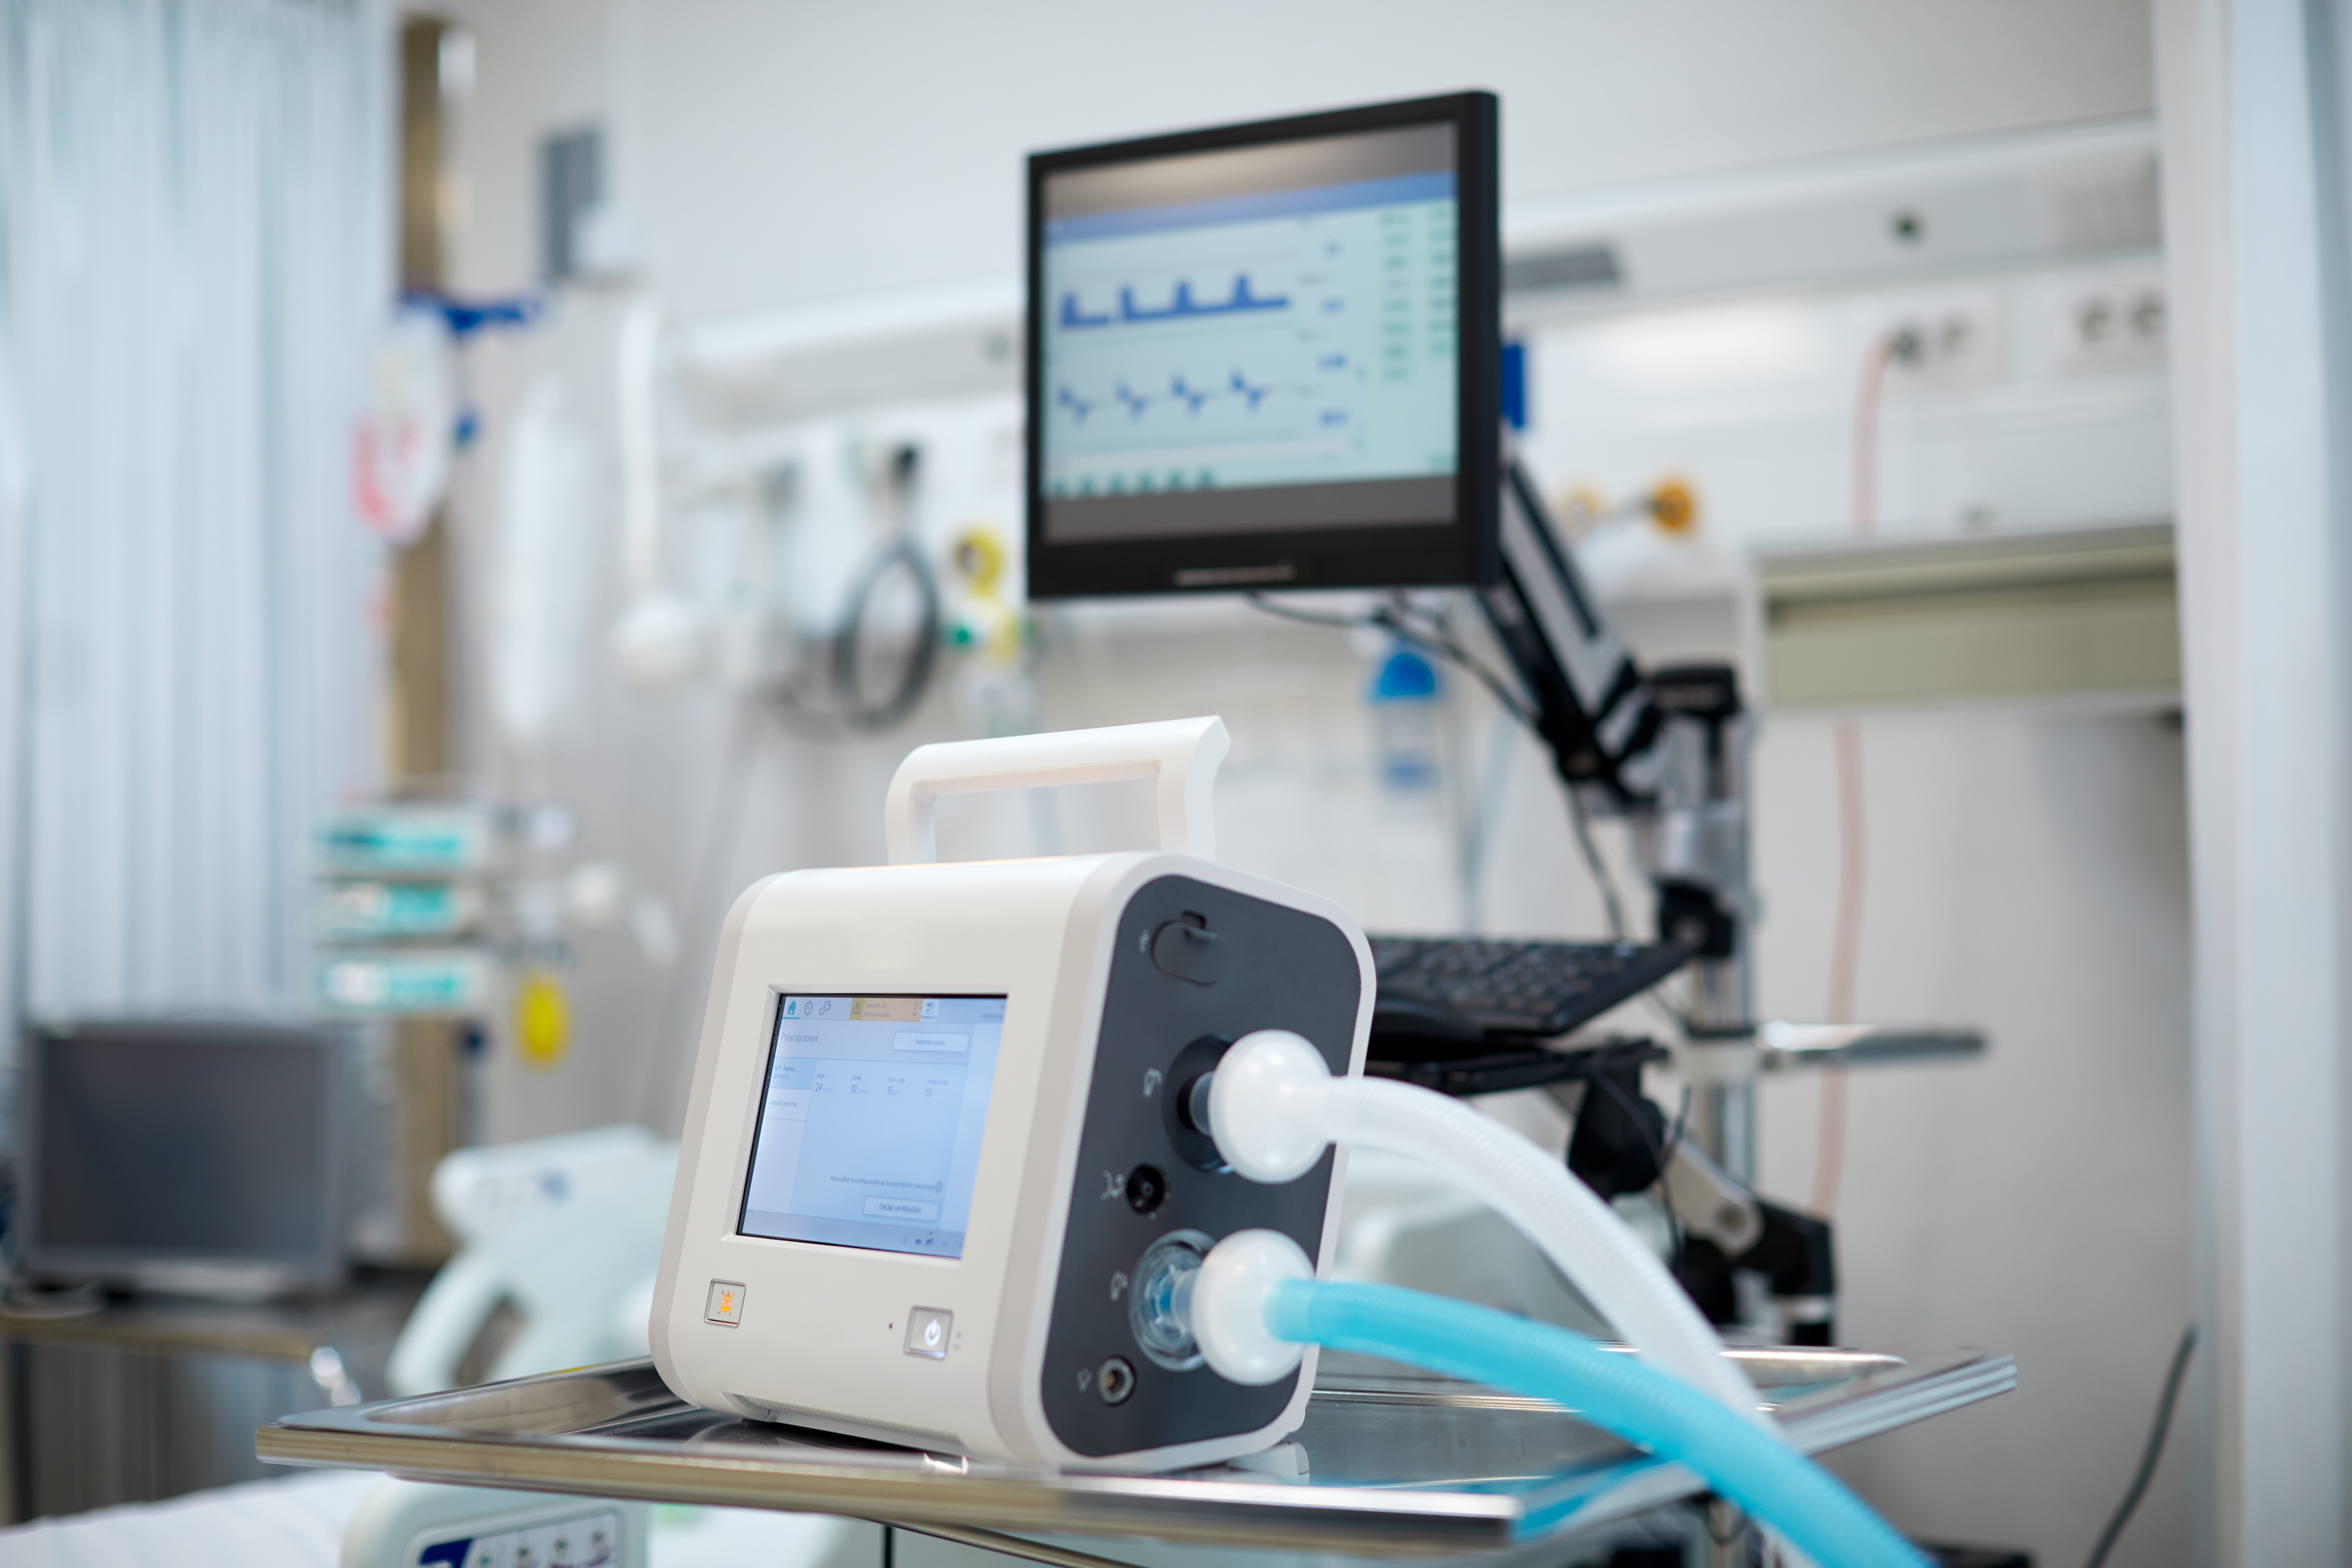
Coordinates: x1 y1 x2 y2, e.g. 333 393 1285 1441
260 1347 2012 1561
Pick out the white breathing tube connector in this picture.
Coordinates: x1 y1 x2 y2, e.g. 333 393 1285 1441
1203 1029 1773 1429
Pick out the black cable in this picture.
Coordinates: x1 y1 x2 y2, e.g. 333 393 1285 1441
636 706 763 1129
1241 592 1369 632
2084 1324 2198 1568
1246 589 1633 939
764 446 941 738
1562 781 1626 939
1643 969 1695 1036
1380 595 1538 727
1380 596 1627 933
1662 1080 1692 1165
1247 592 1534 724
1658 1081 1695 1256
766 538 941 737
1584 1068 1687 1254
827 536 941 732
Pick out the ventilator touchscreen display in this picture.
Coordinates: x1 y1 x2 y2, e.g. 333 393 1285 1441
737 994 1005 1259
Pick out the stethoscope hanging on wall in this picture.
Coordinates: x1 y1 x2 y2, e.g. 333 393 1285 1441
763 440 940 735
604 297 939 732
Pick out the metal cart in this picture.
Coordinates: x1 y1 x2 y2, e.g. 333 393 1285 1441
259 1345 2012 1566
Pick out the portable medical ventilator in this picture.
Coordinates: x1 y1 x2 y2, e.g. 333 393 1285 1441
650 716 1373 1471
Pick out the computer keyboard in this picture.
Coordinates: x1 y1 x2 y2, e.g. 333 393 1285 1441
1367 934 1692 1037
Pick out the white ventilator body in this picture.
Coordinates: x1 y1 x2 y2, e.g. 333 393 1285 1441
1207 1029 1771 1428
651 717 1377 1471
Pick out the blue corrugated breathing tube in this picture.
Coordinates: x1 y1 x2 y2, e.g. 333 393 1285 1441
1263 1277 1928 1568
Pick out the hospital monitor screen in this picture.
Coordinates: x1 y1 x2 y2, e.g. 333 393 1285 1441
1025 92 1499 597
738 993 1006 1259
20 1018 345 1294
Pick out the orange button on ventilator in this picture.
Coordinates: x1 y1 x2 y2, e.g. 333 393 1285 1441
706 1280 747 1325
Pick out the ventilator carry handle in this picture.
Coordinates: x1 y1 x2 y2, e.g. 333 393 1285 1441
885 715 1229 865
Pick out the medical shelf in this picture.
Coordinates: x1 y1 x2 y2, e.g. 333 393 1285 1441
1755 518 2179 710
258 1346 2013 1563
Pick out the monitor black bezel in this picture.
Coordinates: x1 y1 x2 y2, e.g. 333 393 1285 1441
1024 90 1501 599
17 1017 347 1295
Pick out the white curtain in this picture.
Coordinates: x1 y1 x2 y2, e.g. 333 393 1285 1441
0 0 389 1026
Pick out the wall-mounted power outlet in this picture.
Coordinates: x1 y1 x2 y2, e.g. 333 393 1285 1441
1882 293 2007 387
2057 276 2167 373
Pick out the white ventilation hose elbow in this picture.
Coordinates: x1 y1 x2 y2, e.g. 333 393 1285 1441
1205 1029 1769 1429
1191 1229 1314 1386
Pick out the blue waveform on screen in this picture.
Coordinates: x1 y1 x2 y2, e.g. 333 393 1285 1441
1057 366 1319 424
1059 274 1290 330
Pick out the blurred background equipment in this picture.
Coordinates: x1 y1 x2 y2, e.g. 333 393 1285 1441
7 0 2349 1560
16 1019 346 1301
352 307 460 549
386 1126 674 1397
340 1479 648 1568
0 1018 395 1524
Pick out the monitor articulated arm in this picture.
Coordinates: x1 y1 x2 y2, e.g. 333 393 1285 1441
1479 462 1668 808
1477 458 1759 1069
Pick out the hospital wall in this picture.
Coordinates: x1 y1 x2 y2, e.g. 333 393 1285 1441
438 4 2184 1563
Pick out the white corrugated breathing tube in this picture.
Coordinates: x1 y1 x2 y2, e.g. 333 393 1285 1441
1201 1028 1771 1429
